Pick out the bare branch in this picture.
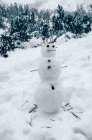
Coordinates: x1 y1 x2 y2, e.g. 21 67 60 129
29 105 38 113
30 69 38 72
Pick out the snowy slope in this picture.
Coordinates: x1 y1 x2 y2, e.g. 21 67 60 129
39 0 92 11
2 0 92 11
0 32 92 140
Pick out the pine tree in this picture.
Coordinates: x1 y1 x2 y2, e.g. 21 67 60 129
52 5 64 36
10 15 30 42
30 12 36 25
41 23 50 42
52 15 59 34
28 11 36 33
0 16 4 28
57 5 64 19
18 5 24 16
0 34 15 57
63 13 74 33
13 2 19 17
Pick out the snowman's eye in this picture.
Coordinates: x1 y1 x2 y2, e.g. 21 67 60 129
48 60 51 62
47 45 49 48
48 66 51 69
52 45 55 48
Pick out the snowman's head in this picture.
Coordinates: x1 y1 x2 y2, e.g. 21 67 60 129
41 43 56 57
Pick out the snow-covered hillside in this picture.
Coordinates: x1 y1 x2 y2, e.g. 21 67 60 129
0 32 92 140
39 0 92 11
2 0 92 11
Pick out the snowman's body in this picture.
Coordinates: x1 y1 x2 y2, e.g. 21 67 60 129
38 57 61 81
34 82 63 112
34 43 63 113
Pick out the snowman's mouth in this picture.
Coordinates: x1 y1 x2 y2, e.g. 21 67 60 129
47 50 56 52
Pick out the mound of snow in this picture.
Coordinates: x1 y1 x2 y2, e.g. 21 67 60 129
29 37 42 48
0 31 92 140
19 38 42 49
56 32 74 44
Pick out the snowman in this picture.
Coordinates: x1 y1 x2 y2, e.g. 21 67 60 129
34 43 63 113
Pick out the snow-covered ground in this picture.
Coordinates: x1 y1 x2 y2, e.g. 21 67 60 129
0 32 92 140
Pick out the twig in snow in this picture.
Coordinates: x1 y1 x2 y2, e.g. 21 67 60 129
67 107 73 111
62 103 80 119
29 119 33 127
41 126 52 129
29 105 38 113
61 103 72 111
71 112 80 119
30 69 38 72
65 103 70 107
61 66 68 69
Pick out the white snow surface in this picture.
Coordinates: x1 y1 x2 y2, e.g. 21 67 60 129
2 0 92 11
0 32 92 140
